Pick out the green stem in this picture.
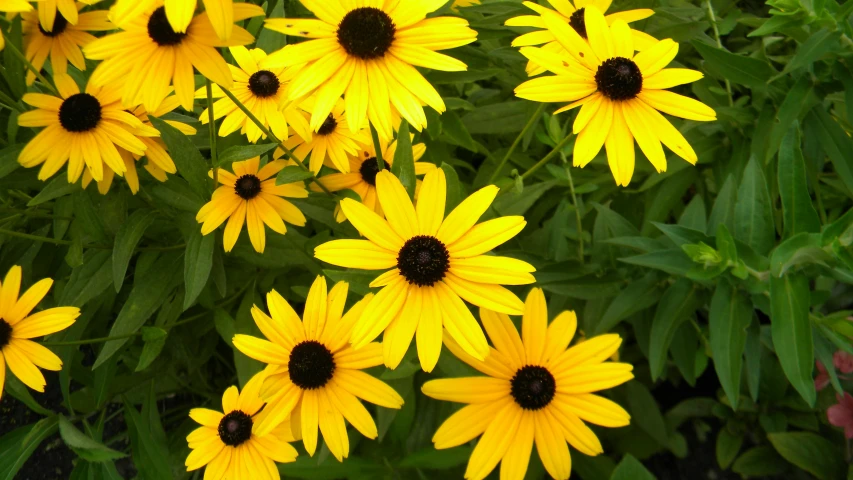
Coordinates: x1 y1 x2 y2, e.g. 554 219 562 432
219 87 335 196
43 331 140 346
520 134 574 180
369 123 385 170
205 80 219 185
704 0 733 106
563 163 584 264
0 91 24 113
0 227 183 251
489 103 545 184
2 33 57 95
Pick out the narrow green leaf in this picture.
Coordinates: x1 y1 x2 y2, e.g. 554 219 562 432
255 0 286 52
767 76 813 161
183 229 214 310
734 157 775 254
649 279 701 379
782 30 842 74
441 109 477 151
27 175 81 206
123 398 174 480
744 320 761 402
275 165 314 185
217 143 277 166
691 41 776 88
626 382 669 446
0 144 22 180
4 375 52 416
135 327 168 372
58 250 113 307
778 126 820 237
709 281 751 409
807 107 853 198
610 455 656 480
0 416 59 480
150 178 205 212
58 415 125 462
392 119 416 199
619 250 693 276
707 175 736 235
441 162 465 213
767 432 845 480
595 273 661 334
770 232 831 277
2 17 25 98
769 273 816 406
149 116 210 198
112 210 157 292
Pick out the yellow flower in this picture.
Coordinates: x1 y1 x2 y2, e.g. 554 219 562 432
263 0 478 139
422 289 633 480
315 169 535 372
23 4 111 85
196 46 312 144
312 136 432 223
36 0 99 34
17 73 157 183
515 7 716 186
0 265 80 400
232 276 404 462
507 0 656 76
196 157 308 253
280 98 370 174
84 1 264 112
82 95 197 194
185 371 298 479
0 0 38 50
111 0 240 41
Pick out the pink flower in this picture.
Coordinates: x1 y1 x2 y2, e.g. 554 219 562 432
833 351 853 374
815 360 830 391
828 392 853 439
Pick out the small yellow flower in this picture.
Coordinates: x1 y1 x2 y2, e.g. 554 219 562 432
0 265 80 400
111 0 240 41
423 288 633 480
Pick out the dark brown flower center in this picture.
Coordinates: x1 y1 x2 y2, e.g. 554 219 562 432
59 93 102 132
511 365 556 410
247 70 280 98
148 7 186 46
569 8 587 39
217 411 253 446
288 341 335 389
39 12 68 36
336 7 396 60
397 235 450 287
0 320 11 348
595 57 643 101
317 114 338 136
358 157 389 186
234 174 262 200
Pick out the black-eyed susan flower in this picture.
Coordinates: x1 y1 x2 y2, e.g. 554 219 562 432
315 169 535 372
0 265 80 400
196 46 312 144
515 7 716 186
111 0 239 41
23 5 112 85
263 0 478 138
280 99 370 174
17 73 157 184
507 0 655 76
82 96 196 194
232 277 404 462
84 1 263 112
312 136 431 223
1 0 35 50
422 289 633 480
196 157 307 253
186 371 298 479
36 0 96 33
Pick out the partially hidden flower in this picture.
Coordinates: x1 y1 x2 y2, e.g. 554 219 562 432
828 392 853 439
111 0 242 41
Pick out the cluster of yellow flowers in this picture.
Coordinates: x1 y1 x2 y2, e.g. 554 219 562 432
2 0 720 478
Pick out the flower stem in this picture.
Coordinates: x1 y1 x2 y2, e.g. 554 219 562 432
489 103 545 184
205 80 219 185
2 32 58 96
704 0 733 106
219 87 335 196
369 123 385 170
563 163 584 264
0 227 183 251
520 134 573 180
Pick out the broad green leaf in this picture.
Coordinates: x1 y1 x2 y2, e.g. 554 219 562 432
213 307 236 346
769 232 831 276
691 41 776 88
708 281 751 409
149 116 210 198
678 195 707 231
610 455 655 480
767 77 813 162
626 382 669 446
58 250 113 307
654 223 711 247
493 181 556 216
707 175 736 235
150 178 205 212
392 119 416 199
0 416 59 480
112 210 157 292
183 229 214 310
769 273 816 406
619 250 693 276
58 415 125 462
217 143 277 166
734 157 775 255
27 175 81 206
441 162 465 213
136 326 168 372
593 202 641 239
782 30 842 75
732 446 787 477
778 126 820 237
594 272 660 334
93 253 182 369
276 165 314 185
441 109 477 151
716 428 743 469
807 107 853 198
123 397 173 480
649 279 701 380
767 432 845 480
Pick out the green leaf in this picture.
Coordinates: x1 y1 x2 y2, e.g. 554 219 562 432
27 175 81 206
767 432 845 480
217 143 278 166
93 253 182 369
610 455 656 480
649 279 701 380
149 116 210 198
691 41 776 88
183 229 214 310
769 273 816 406
744 320 761 402
626 382 669 446
4 375 52 416
58 250 114 307
135 327 168 372
112 210 157 292
619 250 693 276
806 107 853 198
398 446 473 469
595 273 661 335
716 427 743 469
782 29 842 75
123 397 174 480
493 181 556 216
709 281 752 409
151 178 205 212
58 415 125 463
770 232 831 276
392 119 416 199
778 126 820 237
0 416 59 480
2 17 24 98
0 144 22 180
441 109 477 151
441 162 465 213
256 0 286 51
732 446 787 476
767 76 813 162
707 175 737 235
275 165 314 185
734 157 775 255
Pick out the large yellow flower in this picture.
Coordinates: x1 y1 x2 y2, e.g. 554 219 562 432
186 371 298 480
111 0 240 41
315 169 535 372
36 0 98 33
423 289 633 480
196 157 307 253
17 73 157 184
196 46 312 144
515 7 716 186
0 266 80 400
507 0 656 76
263 0 478 139
232 276 404 462
82 96 197 194
23 4 112 85
84 1 263 112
